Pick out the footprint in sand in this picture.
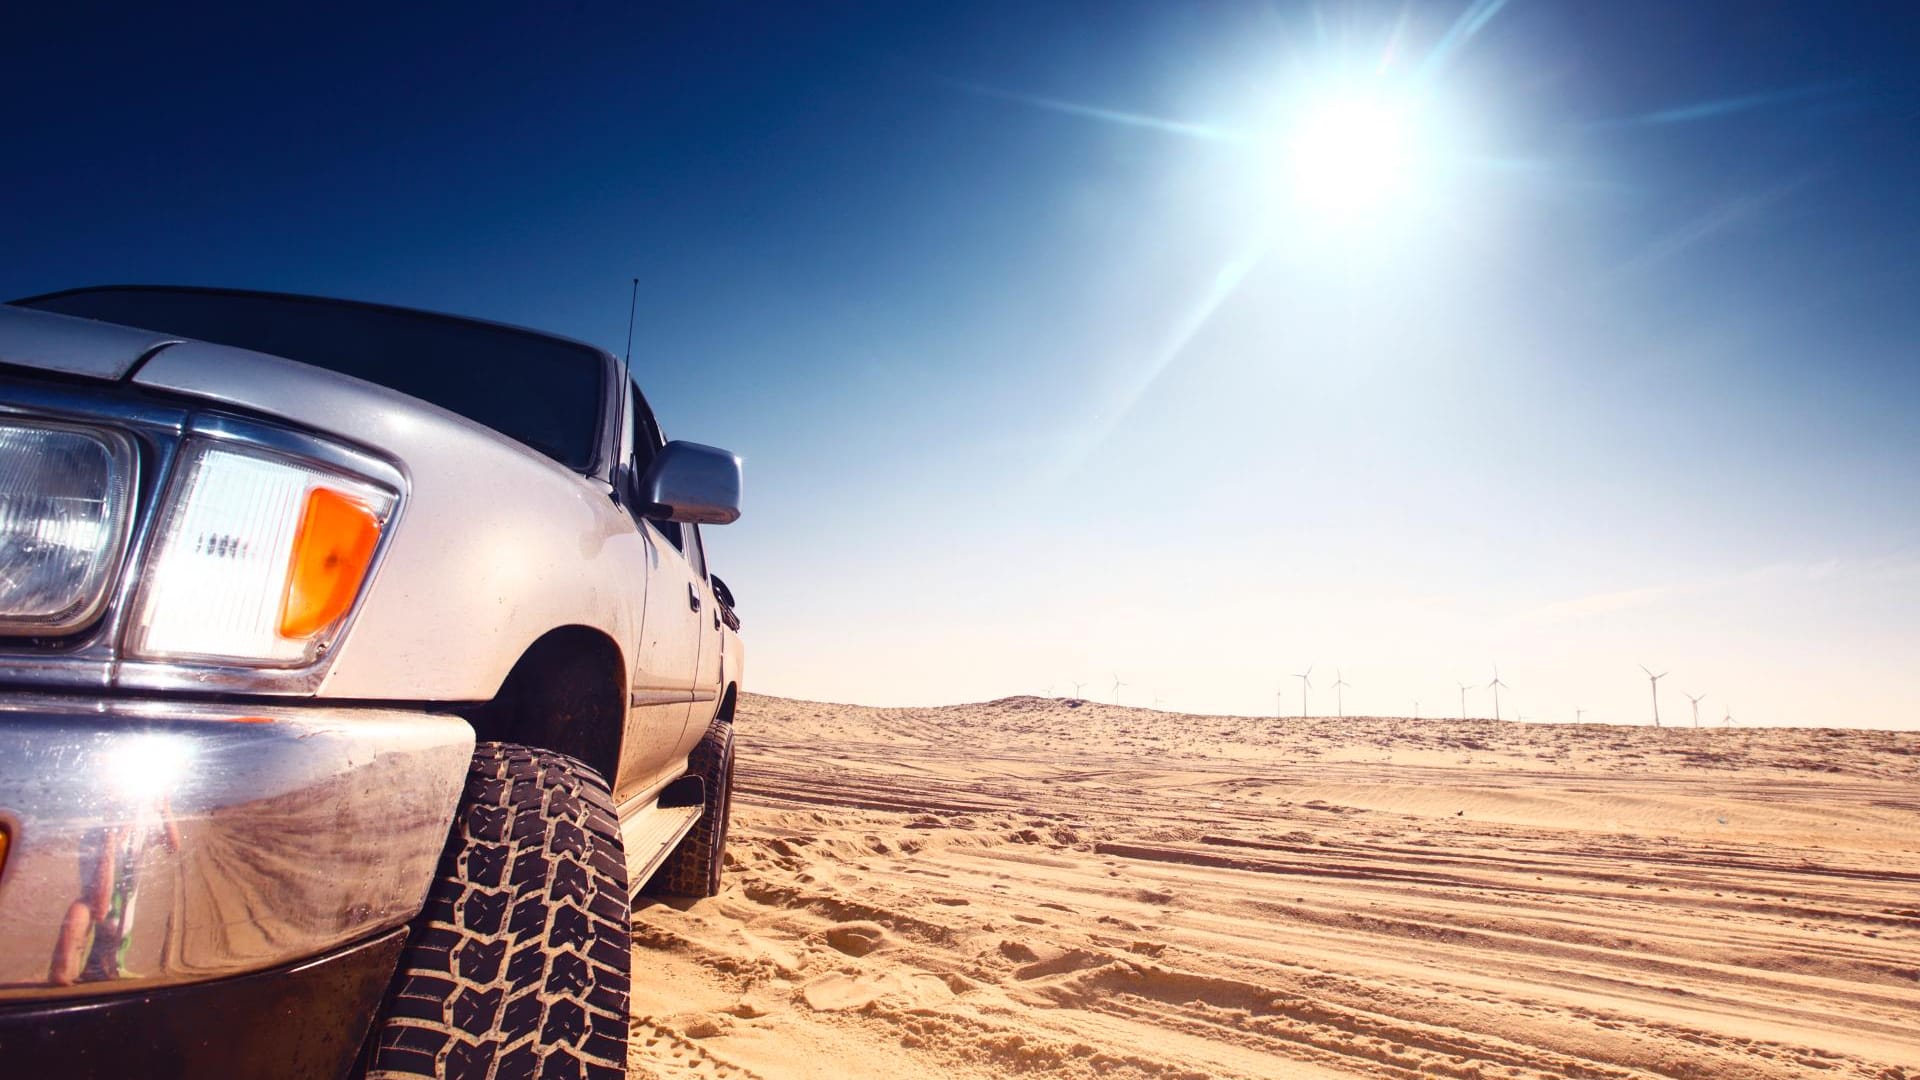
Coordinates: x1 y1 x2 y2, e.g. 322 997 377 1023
728 992 776 1019
801 970 953 1012
1013 949 1110 981
628 1020 752 1079
822 921 888 957
998 940 1041 962
732 928 807 976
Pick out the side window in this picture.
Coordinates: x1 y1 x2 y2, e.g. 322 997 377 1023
650 518 685 553
684 524 708 581
620 382 685 552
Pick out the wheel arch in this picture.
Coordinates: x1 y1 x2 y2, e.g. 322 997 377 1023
462 625 626 784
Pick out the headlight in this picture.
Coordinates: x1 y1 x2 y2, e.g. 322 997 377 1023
126 439 396 666
0 420 137 635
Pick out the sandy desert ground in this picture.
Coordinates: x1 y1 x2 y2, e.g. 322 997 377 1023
625 694 1920 1080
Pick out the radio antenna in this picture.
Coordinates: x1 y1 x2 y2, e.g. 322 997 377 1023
613 277 638 477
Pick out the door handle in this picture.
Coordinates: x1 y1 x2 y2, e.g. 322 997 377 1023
688 583 702 612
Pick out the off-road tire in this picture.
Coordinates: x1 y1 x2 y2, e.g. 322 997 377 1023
646 720 734 898
365 743 631 1080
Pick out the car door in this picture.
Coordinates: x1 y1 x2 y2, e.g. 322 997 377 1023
683 524 725 732
613 386 700 805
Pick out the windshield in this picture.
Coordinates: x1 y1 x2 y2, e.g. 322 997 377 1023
13 287 606 471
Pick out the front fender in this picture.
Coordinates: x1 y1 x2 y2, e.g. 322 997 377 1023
133 342 646 702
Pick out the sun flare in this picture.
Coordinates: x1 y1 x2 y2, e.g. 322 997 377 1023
1287 94 1421 214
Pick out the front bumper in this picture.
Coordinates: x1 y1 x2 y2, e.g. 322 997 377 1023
0 693 472 1002
0 926 407 1079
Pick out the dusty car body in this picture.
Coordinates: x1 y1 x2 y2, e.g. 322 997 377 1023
0 286 744 1078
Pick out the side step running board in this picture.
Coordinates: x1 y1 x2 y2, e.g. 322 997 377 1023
620 777 707 893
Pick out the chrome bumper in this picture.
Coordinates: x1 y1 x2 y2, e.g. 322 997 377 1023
0 694 473 1001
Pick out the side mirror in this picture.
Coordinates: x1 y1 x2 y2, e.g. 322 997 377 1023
637 441 742 525
711 574 736 610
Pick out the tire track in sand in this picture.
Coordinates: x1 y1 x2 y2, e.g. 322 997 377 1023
627 694 1920 1079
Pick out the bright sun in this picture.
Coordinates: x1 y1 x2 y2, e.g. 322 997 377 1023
1286 94 1420 215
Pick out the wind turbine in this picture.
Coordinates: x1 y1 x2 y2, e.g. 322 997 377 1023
1295 666 1313 719
1575 707 1586 724
1640 665 1668 727
1685 692 1705 728
1414 700 1420 720
1071 680 1085 700
1332 670 1350 718
1275 688 1285 719
1151 690 1163 709
1111 673 1126 705
1722 704 1734 728
1456 680 1469 720
1486 665 1508 722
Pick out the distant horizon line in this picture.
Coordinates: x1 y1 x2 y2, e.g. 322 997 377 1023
732 691 1918 733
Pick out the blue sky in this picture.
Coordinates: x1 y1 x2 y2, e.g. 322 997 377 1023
5 3 1917 726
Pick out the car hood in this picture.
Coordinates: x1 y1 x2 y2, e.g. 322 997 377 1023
0 304 183 380
0 301 608 494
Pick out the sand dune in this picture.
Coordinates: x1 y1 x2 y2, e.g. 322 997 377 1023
625 695 1920 1079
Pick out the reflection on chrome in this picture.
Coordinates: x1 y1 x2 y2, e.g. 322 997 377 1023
46 733 195 985
0 698 473 1000
103 731 196 804
48 795 181 986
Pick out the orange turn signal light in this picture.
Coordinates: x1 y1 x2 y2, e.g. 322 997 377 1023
279 486 382 639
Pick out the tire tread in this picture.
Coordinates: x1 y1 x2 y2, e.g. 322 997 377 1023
366 743 629 1080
